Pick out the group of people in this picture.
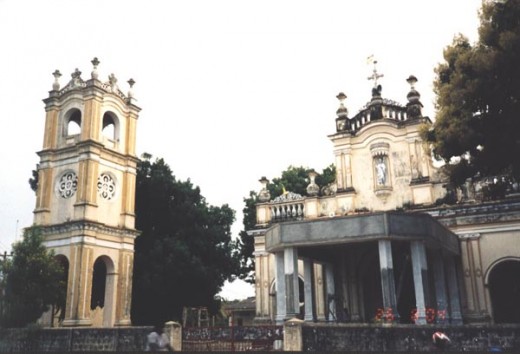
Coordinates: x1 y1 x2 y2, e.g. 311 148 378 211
146 324 173 352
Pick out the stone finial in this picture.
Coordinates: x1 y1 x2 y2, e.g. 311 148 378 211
306 170 319 196
127 78 135 98
52 70 62 91
406 75 417 90
336 92 348 117
406 75 423 118
258 176 271 202
91 57 100 80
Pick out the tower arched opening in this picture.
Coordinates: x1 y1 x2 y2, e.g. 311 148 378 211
54 254 69 326
102 111 119 141
65 109 81 136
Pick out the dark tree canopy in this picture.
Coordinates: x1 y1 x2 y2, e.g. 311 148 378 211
0 227 65 328
131 155 240 325
237 165 336 283
426 0 520 185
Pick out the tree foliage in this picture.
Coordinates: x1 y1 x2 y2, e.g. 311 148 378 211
0 227 65 328
131 155 240 325
237 165 336 283
426 0 520 185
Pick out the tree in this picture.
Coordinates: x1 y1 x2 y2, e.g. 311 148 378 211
237 165 336 283
425 0 520 185
131 155 240 325
0 227 65 328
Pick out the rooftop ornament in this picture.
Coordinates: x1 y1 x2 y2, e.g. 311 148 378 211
52 70 62 91
91 57 100 80
258 177 271 202
127 78 136 99
335 92 349 132
406 75 423 118
367 57 384 97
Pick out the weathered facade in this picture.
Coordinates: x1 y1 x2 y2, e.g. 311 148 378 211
34 59 140 327
250 68 520 326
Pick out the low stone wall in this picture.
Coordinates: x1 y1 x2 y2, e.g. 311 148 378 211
297 322 520 352
0 326 152 352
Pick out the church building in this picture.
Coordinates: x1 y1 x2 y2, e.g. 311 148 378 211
34 58 140 327
250 63 520 325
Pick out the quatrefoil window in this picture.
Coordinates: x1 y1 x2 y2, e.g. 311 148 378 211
97 173 116 200
58 172 78 199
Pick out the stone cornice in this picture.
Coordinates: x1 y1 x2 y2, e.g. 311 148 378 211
40 220 140 239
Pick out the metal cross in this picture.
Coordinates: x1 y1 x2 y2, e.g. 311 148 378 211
367 60 384 88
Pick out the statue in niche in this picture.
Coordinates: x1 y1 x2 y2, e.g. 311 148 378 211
375 156 387 186
411 154 419 179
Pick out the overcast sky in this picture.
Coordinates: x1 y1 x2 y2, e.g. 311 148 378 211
0 0 481 299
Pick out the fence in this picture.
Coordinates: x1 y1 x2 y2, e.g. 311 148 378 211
183 324 283 351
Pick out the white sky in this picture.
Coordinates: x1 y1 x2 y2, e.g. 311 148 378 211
0 0 481 300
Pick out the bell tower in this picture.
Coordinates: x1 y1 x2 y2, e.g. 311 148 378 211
34 58 140 327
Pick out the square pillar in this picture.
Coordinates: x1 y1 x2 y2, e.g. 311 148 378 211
378 240 398 322
411 241 430 324
445 255 463 324
303 258 315 321
324 263 336 321
284 247 300 319
433 250 448 324
274 252 286 324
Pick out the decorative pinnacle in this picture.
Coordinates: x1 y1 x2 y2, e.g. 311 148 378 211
91 57 100 67
406 75 418 89
127 78 135 98
336 92 348 117
52 70 62 91
91 57 100 80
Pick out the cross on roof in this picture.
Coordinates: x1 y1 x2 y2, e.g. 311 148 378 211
367 60 384 88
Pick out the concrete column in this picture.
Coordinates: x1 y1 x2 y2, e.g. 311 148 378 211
324 263 336 321
411 241 430 324
378 240 398 321
274 252 286 323
284 247 300 318
445 255 463 324
303 258 314 321
433 251 448 324
314 263 326 321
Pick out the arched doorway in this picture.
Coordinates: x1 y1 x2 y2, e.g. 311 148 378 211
90 256 116 327
488 259 520 323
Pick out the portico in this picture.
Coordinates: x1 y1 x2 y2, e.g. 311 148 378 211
264 212 461 324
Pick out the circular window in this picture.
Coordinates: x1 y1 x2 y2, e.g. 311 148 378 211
97 173 116 200
57 171 78 199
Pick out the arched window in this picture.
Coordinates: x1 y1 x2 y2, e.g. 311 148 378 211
66 109 81 136
102 111 119 141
